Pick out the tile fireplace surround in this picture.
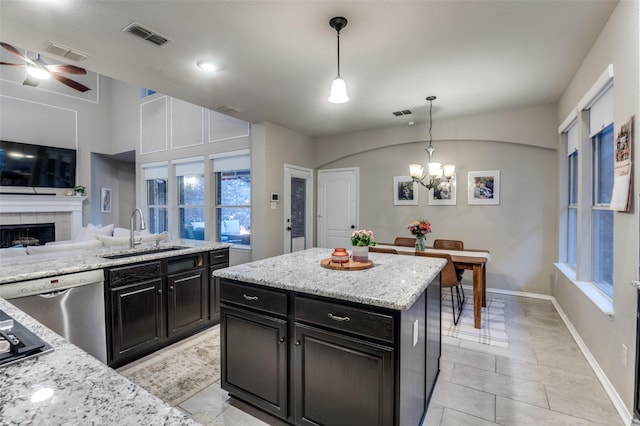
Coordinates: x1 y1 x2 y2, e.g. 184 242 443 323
0 194 85 243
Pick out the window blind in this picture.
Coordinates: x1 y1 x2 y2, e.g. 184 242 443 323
142 163 168 180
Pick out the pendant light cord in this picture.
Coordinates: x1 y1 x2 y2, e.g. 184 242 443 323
336 30 341 77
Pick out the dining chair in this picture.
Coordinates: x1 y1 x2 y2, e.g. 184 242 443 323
415 251 465 325
393 237 416 247
433 239 466 301
369 246 398 254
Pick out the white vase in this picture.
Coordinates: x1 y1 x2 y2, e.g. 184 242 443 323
352 245 369 262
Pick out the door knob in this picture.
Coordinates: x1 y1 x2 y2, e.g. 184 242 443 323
351 225 355 229
287 226 292 231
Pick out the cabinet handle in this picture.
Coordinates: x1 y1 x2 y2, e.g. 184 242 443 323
214 254 226 259
328 313 350 322
295 341 301 346
243 294 258 301
169 285 174 292
278 337 285 343
174 275 200 284
158 289 162 294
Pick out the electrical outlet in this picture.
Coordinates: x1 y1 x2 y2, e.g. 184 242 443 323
622 344 628 366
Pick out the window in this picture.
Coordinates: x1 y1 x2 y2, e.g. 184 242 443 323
175 160 205 240
567 150 578 268
213 152 251 246
591 124 614 296
143 164 168 234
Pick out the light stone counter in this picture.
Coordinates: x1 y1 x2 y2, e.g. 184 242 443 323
213 247 445 310
0 298 197 425
0 240 231 285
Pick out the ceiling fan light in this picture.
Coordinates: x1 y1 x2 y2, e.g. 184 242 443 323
328 76 349 103
26 66 51 80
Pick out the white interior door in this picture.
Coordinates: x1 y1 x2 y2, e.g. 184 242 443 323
284 164 314 253
317 168 358 248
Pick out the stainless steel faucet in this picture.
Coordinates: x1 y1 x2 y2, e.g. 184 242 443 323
130 208 147 249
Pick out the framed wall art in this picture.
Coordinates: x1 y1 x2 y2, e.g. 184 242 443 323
468 170 500 205
393 176 418 205
101 187 112 213
428 173 456 205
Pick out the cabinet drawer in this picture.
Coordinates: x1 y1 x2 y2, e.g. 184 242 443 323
107 261 163 287
295 297 394 343
210 249 229 267
220 280 287 316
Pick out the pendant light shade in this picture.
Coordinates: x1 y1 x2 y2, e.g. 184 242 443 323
328 17 349 104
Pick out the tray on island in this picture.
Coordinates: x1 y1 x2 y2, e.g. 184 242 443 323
320 258 373 271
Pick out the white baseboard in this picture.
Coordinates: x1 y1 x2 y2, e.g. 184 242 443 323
463 285 635 426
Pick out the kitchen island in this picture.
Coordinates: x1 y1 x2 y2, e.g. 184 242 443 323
213 248 445 426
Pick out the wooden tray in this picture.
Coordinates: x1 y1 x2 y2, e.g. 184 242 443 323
320 258 374 271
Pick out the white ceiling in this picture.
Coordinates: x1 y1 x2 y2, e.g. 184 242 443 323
0 0 618 138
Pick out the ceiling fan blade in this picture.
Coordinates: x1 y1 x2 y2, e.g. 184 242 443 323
0 62 27 67
0 42 36 66
46 64 86 75
51 73 91 92
23 75 41 87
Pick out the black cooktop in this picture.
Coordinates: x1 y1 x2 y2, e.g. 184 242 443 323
0 309 53 367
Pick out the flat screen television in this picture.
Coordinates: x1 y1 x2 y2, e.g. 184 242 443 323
0 140 76 188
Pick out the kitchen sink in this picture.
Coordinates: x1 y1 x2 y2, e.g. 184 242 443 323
100 246 190 259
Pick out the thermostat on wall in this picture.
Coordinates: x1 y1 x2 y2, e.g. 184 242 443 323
271 193 279 202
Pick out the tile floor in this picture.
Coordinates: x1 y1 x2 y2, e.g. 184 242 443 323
174 293 623 426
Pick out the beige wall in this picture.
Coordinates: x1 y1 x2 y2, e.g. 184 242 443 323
317 105 558 295
554 0 639 419
251 121 314 261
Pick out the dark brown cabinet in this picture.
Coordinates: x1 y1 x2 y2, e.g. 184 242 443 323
167 267 207 338
294 323 394 426
106 248 229 367
221 305 288 418
107 261 164 365
209 248 230 323
220 275 440 426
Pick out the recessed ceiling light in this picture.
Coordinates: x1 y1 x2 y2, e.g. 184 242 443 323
197 60 219 72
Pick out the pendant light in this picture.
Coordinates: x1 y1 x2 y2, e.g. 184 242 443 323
328 16 349 104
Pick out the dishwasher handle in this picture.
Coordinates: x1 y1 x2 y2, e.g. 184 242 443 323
38 288 72 298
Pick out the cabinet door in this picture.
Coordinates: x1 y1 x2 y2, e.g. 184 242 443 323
109 278 163 364
167 268 207 338
294 323 394 426
221 305 288 418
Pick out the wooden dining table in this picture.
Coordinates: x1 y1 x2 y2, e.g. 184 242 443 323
375 244 490 329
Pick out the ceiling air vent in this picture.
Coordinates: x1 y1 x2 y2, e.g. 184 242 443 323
216 105 243 114
44 41 88 61
392 109 412 117
122 22 172 47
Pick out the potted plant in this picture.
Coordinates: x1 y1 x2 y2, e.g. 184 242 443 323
73 185 86 196
350 229 376 262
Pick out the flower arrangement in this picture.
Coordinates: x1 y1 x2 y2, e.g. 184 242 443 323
73 185 86 195
351 229 377 247
408 219 432 238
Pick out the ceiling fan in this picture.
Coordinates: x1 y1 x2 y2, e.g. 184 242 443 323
0 42 90 92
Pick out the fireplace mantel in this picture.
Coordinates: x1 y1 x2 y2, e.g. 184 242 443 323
0 194 86 213
0 194 86 240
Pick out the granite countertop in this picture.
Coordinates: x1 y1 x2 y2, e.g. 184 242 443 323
0 240 231 285
0 298 197 425
213 247 445 311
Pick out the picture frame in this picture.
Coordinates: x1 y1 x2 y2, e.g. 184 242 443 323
393 176 418 205
428 173 456 205
468 170 500 205
101 187 112 213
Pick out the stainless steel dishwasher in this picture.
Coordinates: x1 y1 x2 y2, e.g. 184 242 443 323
0 269 107 364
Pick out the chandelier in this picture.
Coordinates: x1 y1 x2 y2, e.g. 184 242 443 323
409 96 455 189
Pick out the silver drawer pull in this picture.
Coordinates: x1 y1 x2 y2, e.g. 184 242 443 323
328 313 350 322
243 294 258 301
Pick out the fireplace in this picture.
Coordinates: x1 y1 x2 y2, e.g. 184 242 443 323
0 223 56 248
